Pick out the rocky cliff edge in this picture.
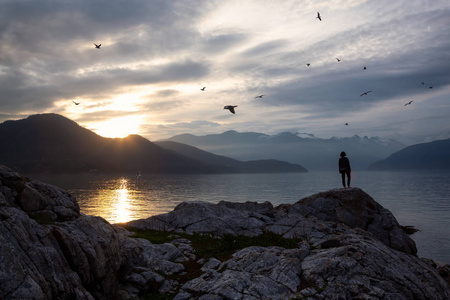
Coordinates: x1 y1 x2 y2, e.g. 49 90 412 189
0 165 449 299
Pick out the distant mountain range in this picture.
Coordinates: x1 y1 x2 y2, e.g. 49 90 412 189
163 131 406 170
368 138 450 170
155 141 306 173
0 114 306 174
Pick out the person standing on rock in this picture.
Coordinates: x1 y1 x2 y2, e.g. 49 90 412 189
339 151 351 188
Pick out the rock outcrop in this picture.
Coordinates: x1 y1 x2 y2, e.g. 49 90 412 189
0 166 189 299
1 165 449 299
128 188 417 255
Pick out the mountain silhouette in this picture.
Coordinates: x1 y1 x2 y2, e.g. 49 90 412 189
0 114 215 174
368 138 450 170
155 141 307 173
0 114 306 174
163 131 405 170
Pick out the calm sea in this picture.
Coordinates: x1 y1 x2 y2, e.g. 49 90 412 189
34 171 450 264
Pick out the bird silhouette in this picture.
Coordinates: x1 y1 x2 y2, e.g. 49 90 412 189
404 100 413 106
360 91 372 96
336 58 341 62
429 85 433 89
224 105 237 114
72 101 80 105
255 95 265 98
316 12 322 21
421 82 425 85
306 63 311 67
201 87 206 91
94 43 101 49
363 66 367 70
345 123 349 126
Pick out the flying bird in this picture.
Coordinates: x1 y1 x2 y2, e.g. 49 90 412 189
429 85 433 89
336 58 341 62
345 123 349 126
363 66 367 70
421 82 425 85
316 12 322 21
224 105 237 114
72 101 80 105
404 100 413 106
94 43 101 49
306 63 311 67
255 95 265 98
360 91 372 96
201 87 206 91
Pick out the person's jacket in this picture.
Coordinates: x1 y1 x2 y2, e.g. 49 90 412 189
339 157 351 173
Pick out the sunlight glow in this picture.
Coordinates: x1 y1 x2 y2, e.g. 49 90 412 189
91 115 144 138
112 178 132 224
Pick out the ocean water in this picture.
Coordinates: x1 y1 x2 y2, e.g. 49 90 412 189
35 171 450 264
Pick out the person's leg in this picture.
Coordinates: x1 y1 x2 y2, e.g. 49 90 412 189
346 170 351 187
341 172 346 188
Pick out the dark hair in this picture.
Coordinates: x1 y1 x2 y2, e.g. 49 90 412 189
340 151 346 157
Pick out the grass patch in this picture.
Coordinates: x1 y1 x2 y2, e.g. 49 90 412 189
190 231 302 261
130 229 180 244
123 226 302 261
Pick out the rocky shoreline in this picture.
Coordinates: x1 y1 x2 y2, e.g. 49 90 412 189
0 165 449 299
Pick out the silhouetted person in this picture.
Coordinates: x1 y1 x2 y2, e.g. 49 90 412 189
339 151 351 188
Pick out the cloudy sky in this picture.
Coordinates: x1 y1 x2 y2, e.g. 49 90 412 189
1 0 449 145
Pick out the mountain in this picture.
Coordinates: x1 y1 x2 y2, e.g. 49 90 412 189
0 114 216 174
368 138 450 170
163 131 405 170
0 114 306 174
155 141 307 173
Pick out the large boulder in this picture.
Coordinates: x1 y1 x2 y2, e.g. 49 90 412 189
0 166 191 299
128 188 417 255
126 200 273 237
174 235 448 300
273 188 417 255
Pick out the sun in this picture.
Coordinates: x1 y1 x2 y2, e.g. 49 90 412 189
91 115 143 138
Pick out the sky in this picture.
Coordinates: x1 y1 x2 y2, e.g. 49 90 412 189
1 0 449 146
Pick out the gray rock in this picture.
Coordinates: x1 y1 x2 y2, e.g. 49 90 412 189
30 210 58 223
201 258 221 272
288 188 417 255
298 233 448 300
129 188 417 255
17 185 45 212
129 201 271 237
0 166 189 299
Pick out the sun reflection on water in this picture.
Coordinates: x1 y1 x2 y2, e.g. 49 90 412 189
112 178 132 223
77 177 140 224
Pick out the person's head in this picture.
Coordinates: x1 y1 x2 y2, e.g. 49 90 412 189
340 151 346 157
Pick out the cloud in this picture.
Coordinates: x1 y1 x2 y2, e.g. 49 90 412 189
140 120 221 141
0 0 210 109
168 120 221 129
75 110 141 123
239 39 289 58
0 0 449 145
201 32 248 54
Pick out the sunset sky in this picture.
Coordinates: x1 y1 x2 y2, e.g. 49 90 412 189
1 0 449 145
